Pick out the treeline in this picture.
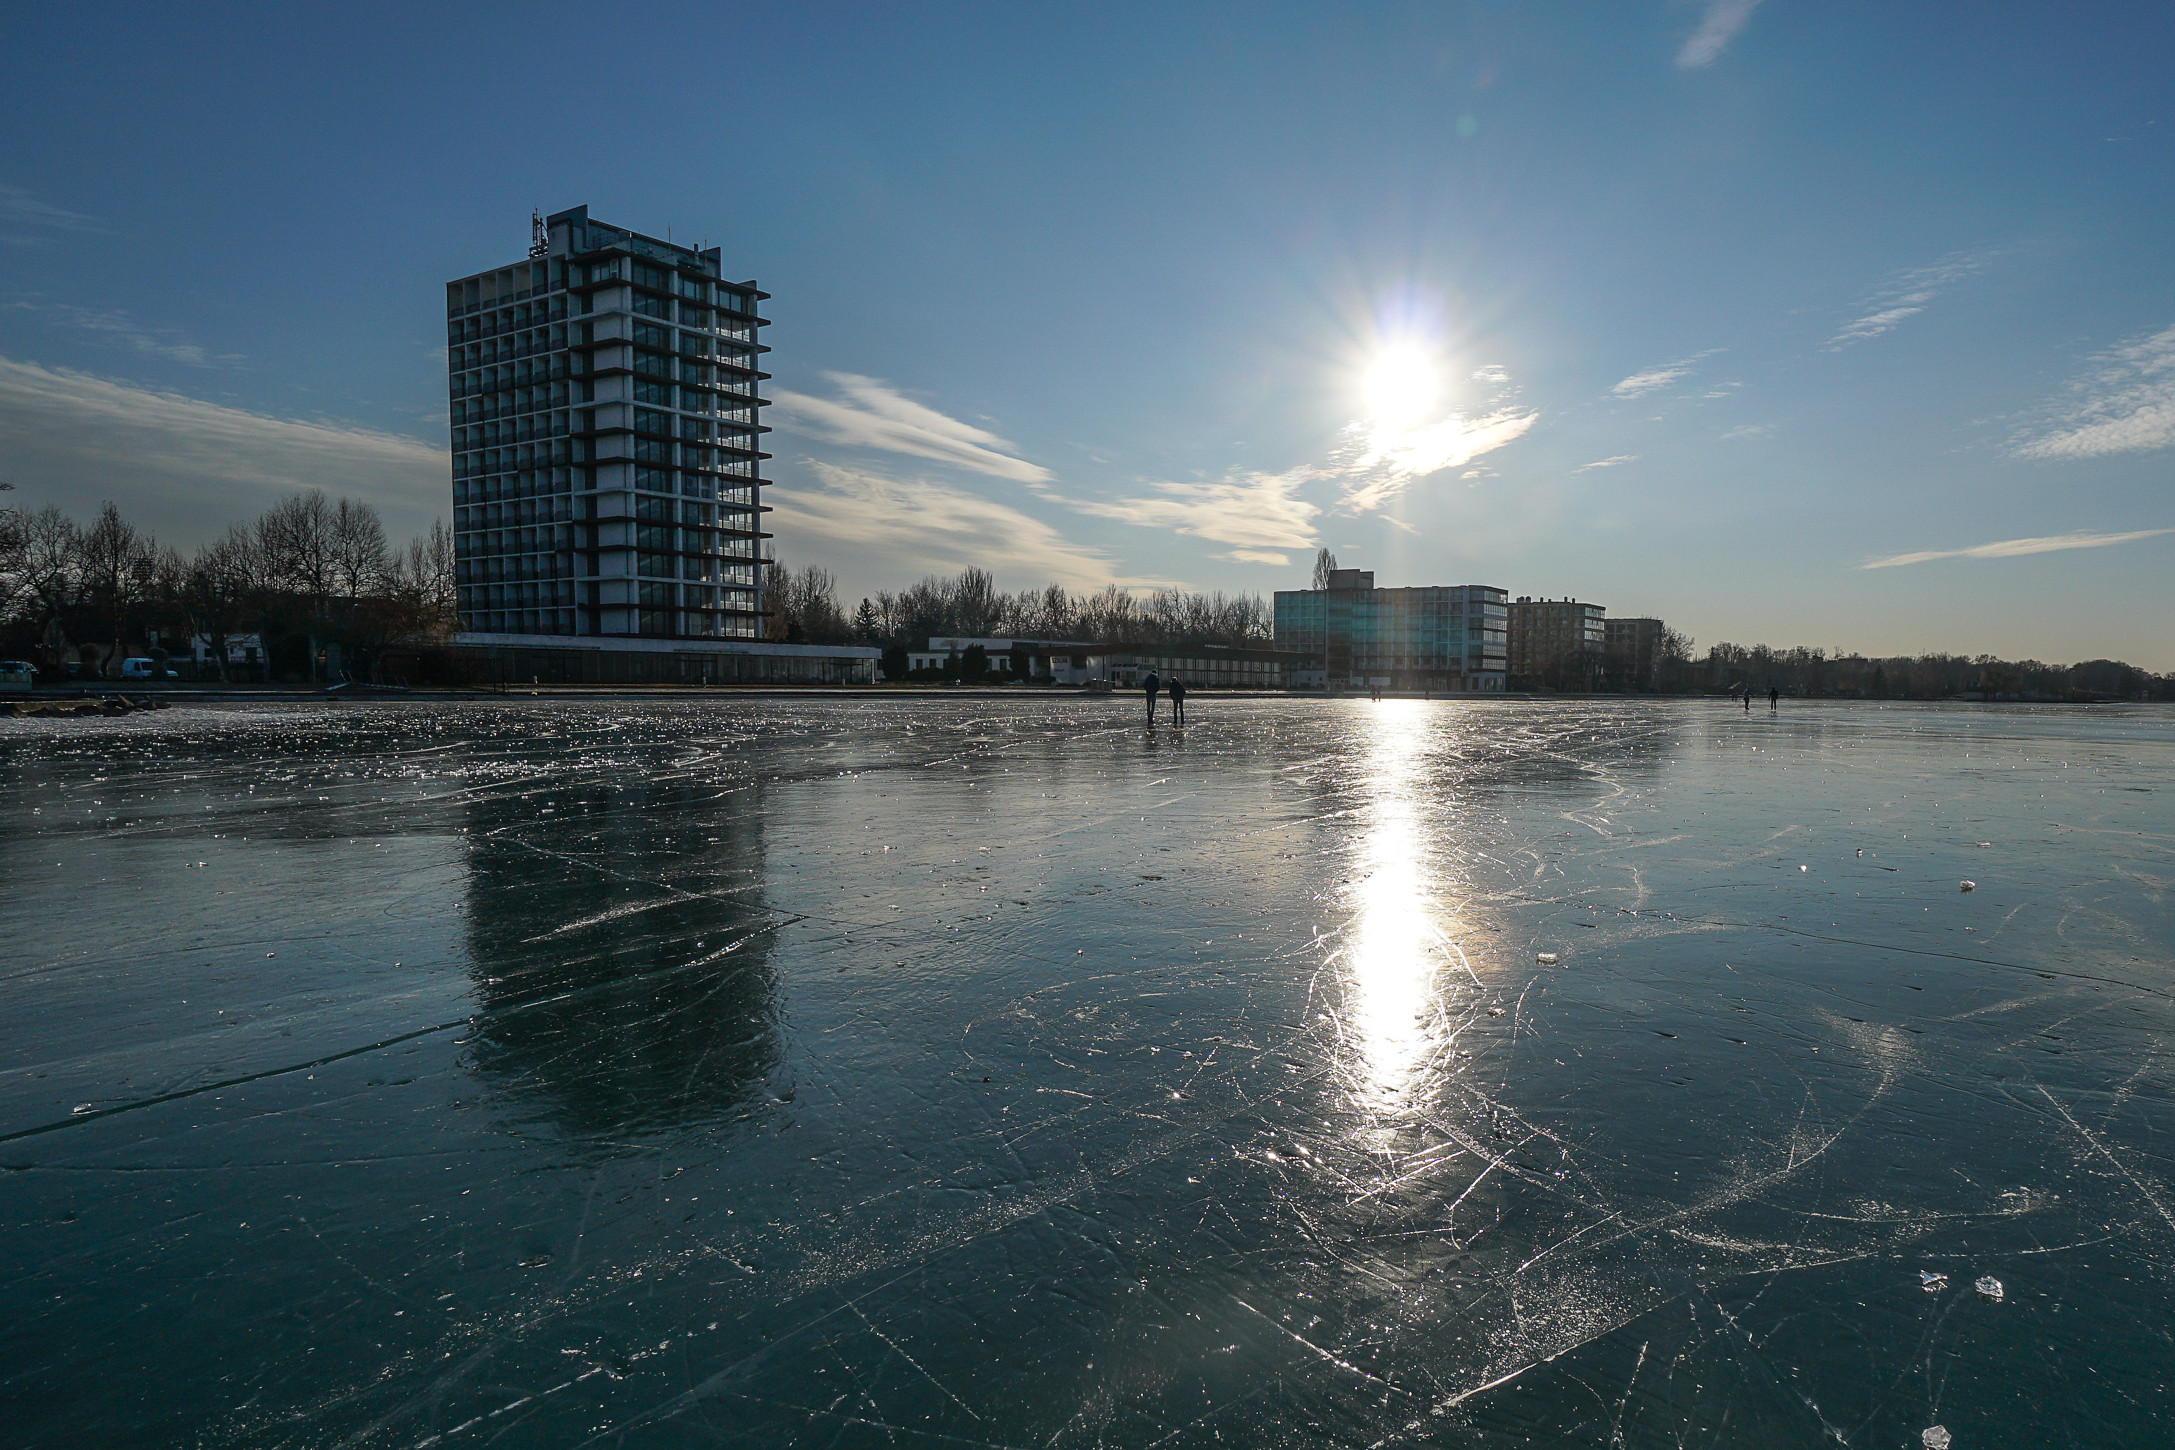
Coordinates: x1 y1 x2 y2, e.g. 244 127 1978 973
0 487 455 681
1669 641 2172 701
766 563 1273 650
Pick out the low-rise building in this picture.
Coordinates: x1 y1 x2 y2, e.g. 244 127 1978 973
1098 643 1321 691
1272 568 1508 691
1508 597 1606 689
906 637 1318 689
907 638 1102 681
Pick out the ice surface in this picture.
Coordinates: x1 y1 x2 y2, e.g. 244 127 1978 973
1 697 2172 1446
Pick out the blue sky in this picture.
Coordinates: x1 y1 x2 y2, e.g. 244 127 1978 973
2 1 2171 664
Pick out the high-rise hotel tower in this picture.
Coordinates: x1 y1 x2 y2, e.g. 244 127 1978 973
448 206 770 643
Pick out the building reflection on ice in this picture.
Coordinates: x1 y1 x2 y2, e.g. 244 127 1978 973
459 771 784 1146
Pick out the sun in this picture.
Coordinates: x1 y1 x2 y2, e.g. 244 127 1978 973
1362 344 1438 429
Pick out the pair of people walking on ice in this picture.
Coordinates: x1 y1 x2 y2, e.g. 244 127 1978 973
1142 671 1187 724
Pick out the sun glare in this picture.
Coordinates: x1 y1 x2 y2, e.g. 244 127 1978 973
1362 344 1438 428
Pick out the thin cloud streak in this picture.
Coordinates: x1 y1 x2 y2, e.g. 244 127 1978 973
0 184 99 246
1610 349 1718 398
1572 454 1638 473
5 301 237 367
768 459 1118 589
1830 251 1997 348
1859 527 2174 570
0 356 446 544
770 372 1052 484
1073 469 1319 551
2010 323 2175 460
1677 0 1761 68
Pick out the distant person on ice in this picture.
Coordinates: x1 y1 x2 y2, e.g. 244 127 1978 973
1769 686 1779 708
1143 669 1160 723
1168 676 1188 725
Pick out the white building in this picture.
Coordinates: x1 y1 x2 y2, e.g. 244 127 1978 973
906 638 1104 682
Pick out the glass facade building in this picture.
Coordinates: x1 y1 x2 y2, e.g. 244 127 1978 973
448 206 770 642
1273 570 1508 691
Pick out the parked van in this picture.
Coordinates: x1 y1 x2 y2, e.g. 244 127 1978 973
0 660 33 694
119 658 173 680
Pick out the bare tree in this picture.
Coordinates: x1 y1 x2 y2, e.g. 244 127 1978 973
949 566 1001 636
1038 582 1073 637
0 482 27 626
788 565 849 644
1075 584 1137 642
17 506 80 653
185 525 258 679
74 501 158 677
1311 548 1338 591
329 497 390 599
256 492 337 608
396 520 457 634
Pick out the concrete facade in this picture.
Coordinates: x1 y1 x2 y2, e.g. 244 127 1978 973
449 207 771 647
1604 616 1667 690
1508 597 1607 689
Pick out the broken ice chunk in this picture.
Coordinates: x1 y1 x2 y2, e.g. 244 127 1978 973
1960 880 1975 892
1920 1270 1948 1292
1975 1275 2004 1302
1536 952 1558 965
1923 1427 1950 1450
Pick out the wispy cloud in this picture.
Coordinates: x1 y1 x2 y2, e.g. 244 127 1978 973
769 372 1051 484
1720 422 1771 439
1572 454 1638 473
1830 251 1997 348
1322 363 1538 513
1223 548 1291 566
1610 350 1719 398
2009 323 2175 460
0 357 445 544
1342 407 1539 511
767 459 1118 589
1677 0 1761 68
1072 469 1320 552
1859 527 2174 570
0 184 98 246
6 301 238 367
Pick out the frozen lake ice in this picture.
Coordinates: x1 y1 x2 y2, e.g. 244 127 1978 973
2 696 2172 1446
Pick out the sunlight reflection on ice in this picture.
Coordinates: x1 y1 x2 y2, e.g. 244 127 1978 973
1342 702 1462 1113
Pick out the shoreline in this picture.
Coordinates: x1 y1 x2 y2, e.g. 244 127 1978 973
6 685 2162 707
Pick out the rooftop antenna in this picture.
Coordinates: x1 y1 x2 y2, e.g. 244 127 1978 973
528 210 548 259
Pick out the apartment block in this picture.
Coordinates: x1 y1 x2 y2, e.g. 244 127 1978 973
1604 616 1667 690
1508 597 1607 688
448 206 770 643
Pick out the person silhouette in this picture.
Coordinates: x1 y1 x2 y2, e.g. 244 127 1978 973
1143 669 1160 722
1168 676 1187 724
1742 688 1750 712
1769 686 1779 708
